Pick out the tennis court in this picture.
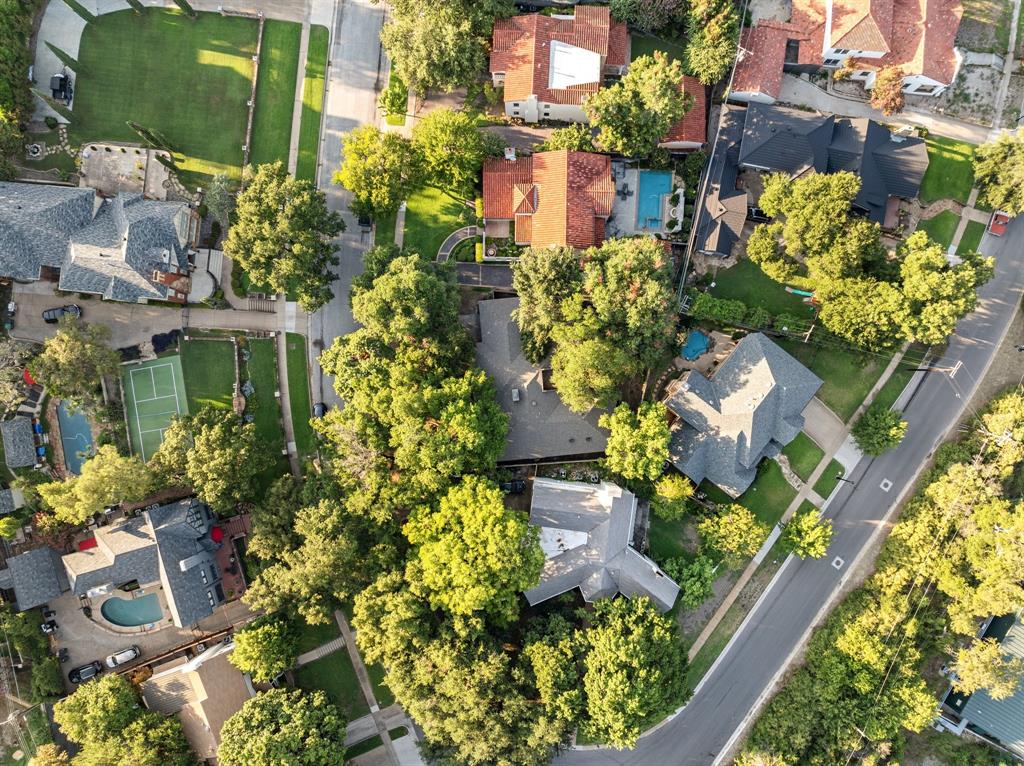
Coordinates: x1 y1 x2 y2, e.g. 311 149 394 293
122 355 189 462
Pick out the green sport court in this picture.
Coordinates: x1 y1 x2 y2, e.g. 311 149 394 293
122 356 189 462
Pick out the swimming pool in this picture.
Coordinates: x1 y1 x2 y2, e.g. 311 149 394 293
100 593 163 627
682 330 711 361
635 170 672 230
56 400 93 475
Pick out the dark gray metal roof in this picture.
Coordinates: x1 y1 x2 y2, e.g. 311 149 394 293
695 105 748 257
961 615 1024 758
664 333 822 497
0 489 16 515
854 120 928 223
1 417 36 469
8 547 69 610
475 297 608 462
739 104 834 175
524 478 679 611
0 183 96 282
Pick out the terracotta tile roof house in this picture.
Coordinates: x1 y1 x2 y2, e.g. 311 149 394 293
490 6 629 123
660 75 709 150
730 0 963 104
482 150 614 249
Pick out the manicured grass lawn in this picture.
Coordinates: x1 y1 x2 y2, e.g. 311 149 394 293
781 432 825 482
630 33 687 63
180 338 235 412
296 619 339 654
741 461 797 528
374 208 398 247
243 338 283 448
71 9 257 186
774 338 890 421
812 459 844 500
956 219 987 255
285 333 315 456
710 259 816 318
917 210 959 249
367 662 395 707
294 648 370 720
919 135 976 205
295 24 329 182
402 187 475 259
649 514 692 564
250 20 302 167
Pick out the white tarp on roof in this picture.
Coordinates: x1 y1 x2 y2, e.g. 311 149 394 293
548 41 601 89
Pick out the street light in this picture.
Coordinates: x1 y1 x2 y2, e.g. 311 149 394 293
836 474 855 486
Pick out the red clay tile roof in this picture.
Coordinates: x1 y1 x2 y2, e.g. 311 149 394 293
829 0 894 51
482 150 613 249
870 0 963 84
490 7 629 105
662 75 708 145
731 22 795 99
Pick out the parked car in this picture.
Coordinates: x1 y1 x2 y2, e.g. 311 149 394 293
500 479 527 494
105 645 141 669
988 210 1012 237
746 206 771 223
6 301 15 316
39 620 58 635
68 660 102 684
312 402 328 418
42 304 82 323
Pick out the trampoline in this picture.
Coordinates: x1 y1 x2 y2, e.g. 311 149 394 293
682 330 711 361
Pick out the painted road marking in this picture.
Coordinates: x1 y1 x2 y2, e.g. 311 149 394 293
880 479 893 492
832 557 844 570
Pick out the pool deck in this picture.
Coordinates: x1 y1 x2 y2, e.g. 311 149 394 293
607 164 682 238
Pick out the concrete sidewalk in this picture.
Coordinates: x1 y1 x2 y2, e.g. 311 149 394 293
287 18 312 174
295 635 345 666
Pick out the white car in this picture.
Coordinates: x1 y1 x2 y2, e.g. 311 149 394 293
105 645 141 669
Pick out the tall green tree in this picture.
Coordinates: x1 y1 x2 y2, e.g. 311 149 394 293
698 504 769 560
974 132 1024 214
779 507 833 559
229 613 299 683
30 319 120 409
550 332 633 414
80 715 197 766
404 476 543 624
952 637 1024 700
582 597 690 749
758 171 864 261
510 246 583 361
851 402 908 456
599 402 670 482
536 123 597 153
684 0 740 84
28 744 68 766
610 0 687 33
411 107 503 196
218 689 346 766
223 162 345 312
38 445 156 525
651 472 694 521
585 52 689 157
335 125 423 217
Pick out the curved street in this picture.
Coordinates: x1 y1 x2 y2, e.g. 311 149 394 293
557 220 1024 765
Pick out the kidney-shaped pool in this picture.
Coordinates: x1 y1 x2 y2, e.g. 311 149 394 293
100 593 163 627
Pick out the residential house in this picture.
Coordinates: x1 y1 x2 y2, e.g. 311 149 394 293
0 417 38 470
474 297 607 463
525 477 679 611
481 149 614 250
731 0 963 103
0 182 198 303
0 488 24 516
663 333 822 497
142 639 255 764
490 6 629 123
693 105 748 258
659 75 709 151
0 547 69 611
940 613 1024 759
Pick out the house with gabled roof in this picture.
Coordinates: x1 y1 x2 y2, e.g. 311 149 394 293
482 149 614 250
731 0 963 103
663 333 822 497
659 75 709 151
0 417 38 469
525 477 679 612
490 6 629 123
0 182 197 303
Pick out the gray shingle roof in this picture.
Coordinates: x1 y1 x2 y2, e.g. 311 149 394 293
695 105 748 257
960 615 1024 758
0 489 18 515
59 194 192 302
63 515 160 595
525 478 680 611
0 182 97 281
8 547 69 610
739 105 834 175
1 417 37 468
664 333 822 497
475 297 608 462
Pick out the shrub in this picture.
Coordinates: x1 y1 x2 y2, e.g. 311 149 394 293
44 116 58 130
675 554 717 609
475 242 483 262
745 305 772 328
475 196 484 218
690 291 747 325
379 74 409 117
31 656 64 702
774 312 805 332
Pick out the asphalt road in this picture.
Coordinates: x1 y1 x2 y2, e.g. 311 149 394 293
558 219 1024 766
454 262 514 289
308 0 385 407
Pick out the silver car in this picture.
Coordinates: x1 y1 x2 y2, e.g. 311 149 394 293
105 645 141 669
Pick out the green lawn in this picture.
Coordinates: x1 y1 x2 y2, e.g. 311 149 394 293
742 461 797 528
295 24 329 182
296 619 339 654
374 208 398 247
401 187 475 259
630 33 687 63
774 338 890 421
71 9 258 186
812 459 844 500
919 135 976 205
180 338 235 412
956 220 986 255
781 432 825 482
250 20 302 166
871 345 928 412
710 259 816 318
294 648 369 720
243 338 283 448
285 333 316 456
917 210 959 249
649 514 692 564
367 662 395 707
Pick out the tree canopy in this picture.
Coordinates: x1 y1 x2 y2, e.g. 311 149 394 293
599 402 670 482
610 0 687 32
510 246 583 362
218 689 347 766
870 66 906 116
952 638 1024 700
698 504 769 560
684 0 740 85
536 123 598 153
779 507 833 559
335 125 422 217
851 402 908 456
651 472 694 521
230 613 300 682
30 319 120 409
974 132 1024 214
38 445 156 525
585 53 689 157
223 162 345 312
411 108 503 196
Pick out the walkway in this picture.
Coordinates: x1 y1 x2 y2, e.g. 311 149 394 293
275 300 303 478
779 74 990 143
287 17 312 174
989 0 1023 140
295 635 346 666
436 225 479 262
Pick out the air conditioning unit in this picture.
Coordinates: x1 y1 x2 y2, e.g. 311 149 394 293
511 388 521 403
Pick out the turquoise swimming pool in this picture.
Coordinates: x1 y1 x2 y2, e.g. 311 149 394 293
101 593 163 627
636 170 672 230
56 400 94 475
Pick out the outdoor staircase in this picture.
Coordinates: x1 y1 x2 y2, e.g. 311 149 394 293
247 295 276 313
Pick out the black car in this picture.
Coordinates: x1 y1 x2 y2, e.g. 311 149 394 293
312 402 328 418
42 304 82 324
500 479 527 494
68 660 102 684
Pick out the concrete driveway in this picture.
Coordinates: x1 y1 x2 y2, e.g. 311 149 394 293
11 282 182 347
800 396 847 453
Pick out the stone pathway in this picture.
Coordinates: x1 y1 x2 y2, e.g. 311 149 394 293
436 225 479 262
393 202 407 248
295 635 346 666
